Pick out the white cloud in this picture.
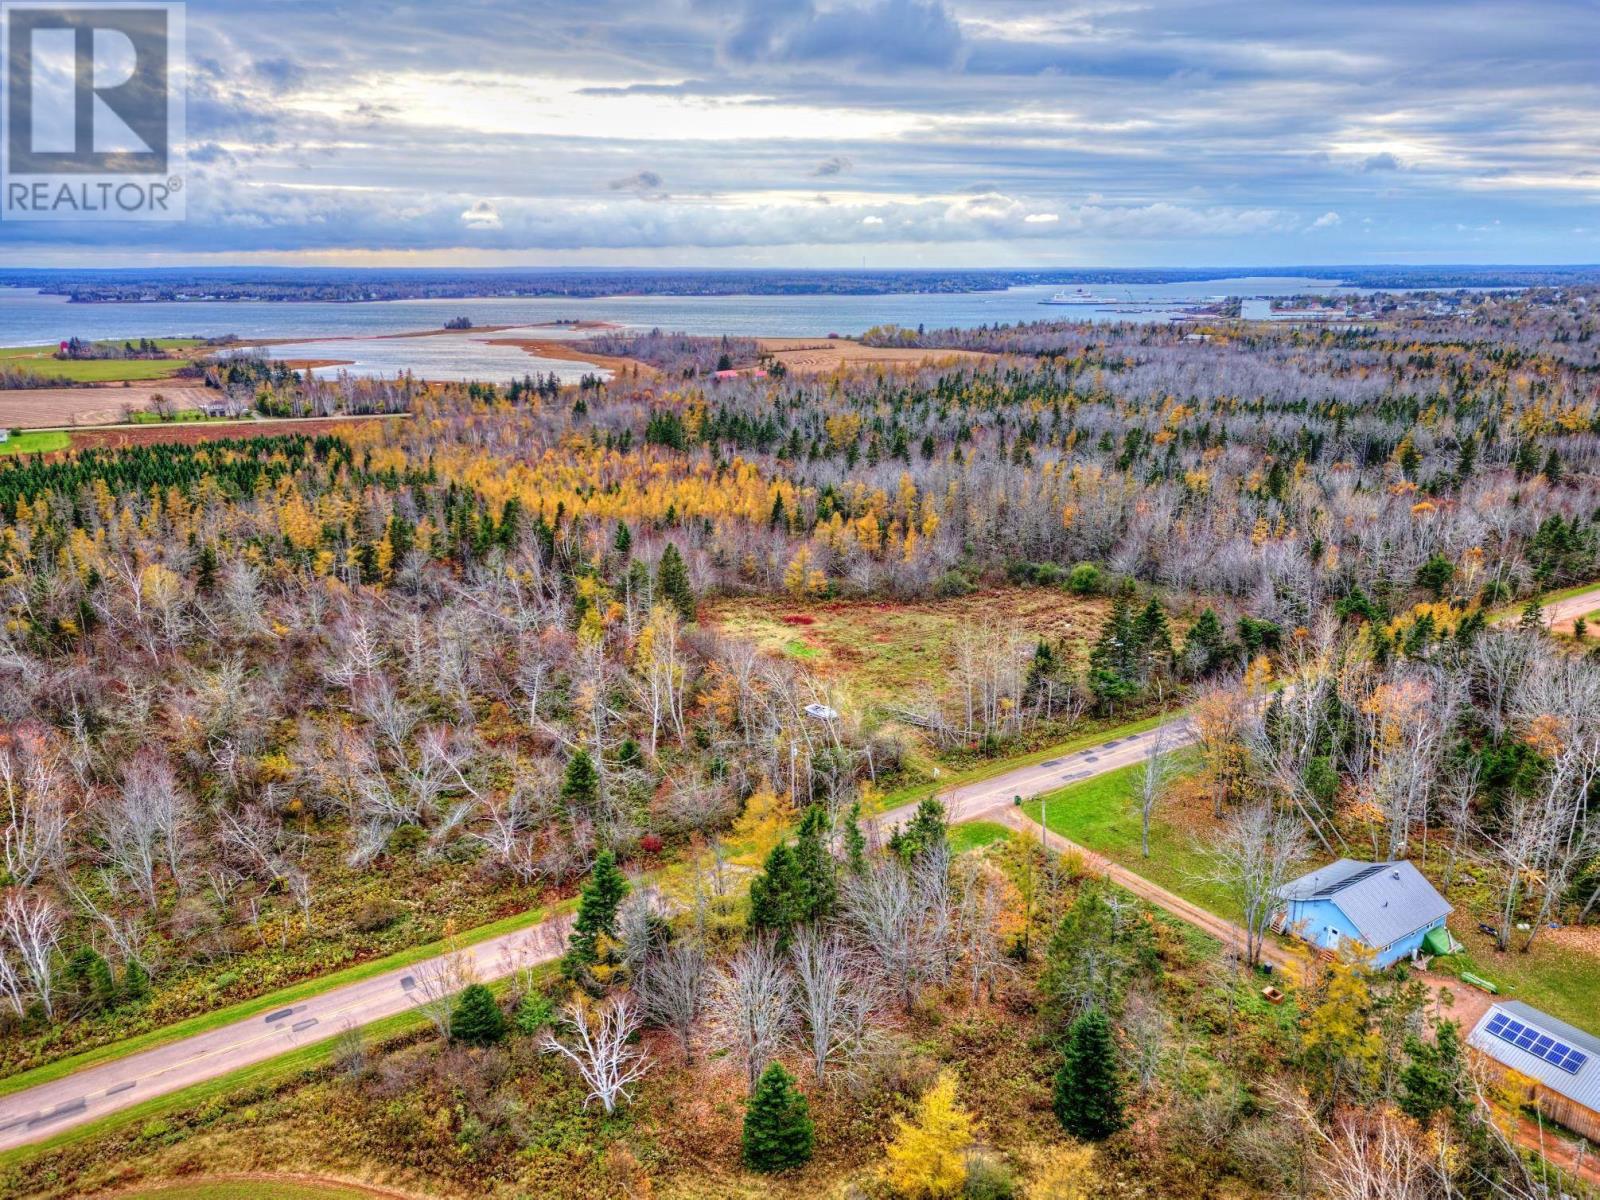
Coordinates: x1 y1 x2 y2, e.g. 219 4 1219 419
1024 212 1059 223
1311 211 1342 229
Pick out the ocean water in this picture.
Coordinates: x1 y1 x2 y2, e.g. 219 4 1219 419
0 276 1367 383
0 276 1349 344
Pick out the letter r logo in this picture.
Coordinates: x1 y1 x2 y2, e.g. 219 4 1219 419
5 4 170 174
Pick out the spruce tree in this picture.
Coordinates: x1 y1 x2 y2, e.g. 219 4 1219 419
1180 606 1229 676
613 521 632 556
1087 592 1139 707
561 750 600 813
748 842 801 943
842 801 867 876
1053 1009 1123 1140
450 983 506 1045
122 958 150 1003
1131 597 1173 682
790 804 837 922
657 543 696 621
742 1063 814 1171
565 849 630 975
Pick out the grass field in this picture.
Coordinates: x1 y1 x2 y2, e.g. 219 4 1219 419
708 586 1115 709
0 341 198 384
1020 751 1236 917
0 431 70 455
110 1178 394 1200
949 819 1013 854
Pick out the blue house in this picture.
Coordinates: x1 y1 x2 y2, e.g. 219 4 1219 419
1272 859 1452 968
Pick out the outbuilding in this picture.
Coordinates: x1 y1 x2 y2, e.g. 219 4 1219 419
1272 859 1452 968
1467 1000 1600 1142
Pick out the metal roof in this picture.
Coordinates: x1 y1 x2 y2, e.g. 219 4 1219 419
1277 859 1452 948
1469 1001 1600 1114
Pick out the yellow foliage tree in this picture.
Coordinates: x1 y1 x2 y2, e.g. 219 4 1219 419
884 1071 975 1199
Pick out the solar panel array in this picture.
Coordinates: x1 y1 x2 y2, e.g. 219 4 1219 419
1486 1012 1589 1075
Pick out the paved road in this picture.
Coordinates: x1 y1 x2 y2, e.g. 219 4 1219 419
0 914 570 1151
876 717 1193 831
1534 584 1600 632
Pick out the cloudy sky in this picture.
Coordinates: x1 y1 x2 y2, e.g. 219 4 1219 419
7 0 1600 266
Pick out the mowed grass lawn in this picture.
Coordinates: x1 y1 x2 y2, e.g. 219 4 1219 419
949 819 1013 855
0 430 70 454
0 341 198 383
1018 750 1239 916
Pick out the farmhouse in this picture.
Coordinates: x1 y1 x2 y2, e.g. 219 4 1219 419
1468 1001 1600 1142
1271 859 1452 968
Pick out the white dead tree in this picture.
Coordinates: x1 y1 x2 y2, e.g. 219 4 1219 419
950 857 1013 1004
636 940 708 1060
789 926 879 1083
1203 803 1308 966
100 752 194 909
409 940 476 1038
541 994 652 1114
0 889 62 1019
706 935 797 1093
0 738 68 887
840 851 954 1012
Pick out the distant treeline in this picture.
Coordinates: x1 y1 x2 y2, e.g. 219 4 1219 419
8 264 1600 304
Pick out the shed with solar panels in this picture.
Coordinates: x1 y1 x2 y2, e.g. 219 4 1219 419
1467 1000 1600 1142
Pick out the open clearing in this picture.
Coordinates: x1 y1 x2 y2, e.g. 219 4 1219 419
756 336 992 375
0 431 70 455
0 381 212 429
708 586 1113 709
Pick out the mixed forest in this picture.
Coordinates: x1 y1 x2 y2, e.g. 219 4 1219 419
3 285 1600 1199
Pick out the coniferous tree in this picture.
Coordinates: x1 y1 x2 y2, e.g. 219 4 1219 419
748 842 801 943
657 542 696 621
561 750 600 813
613 522 632 556
790 804 837 922
742 1062 814 1171
1180 606 1229 676
842 801 868 876
565 850 630 976
1087 592 1139 707
1054 1008 1123 1140
450 983 506 1045
1131 597 1173 683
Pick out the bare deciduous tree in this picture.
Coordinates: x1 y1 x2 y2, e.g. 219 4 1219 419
636 940 708 1060
0 889 62 1018
1203 803 1307 966
541 994 652 1114
100 751 193 909
790 926 878 1083
705 935 797 1092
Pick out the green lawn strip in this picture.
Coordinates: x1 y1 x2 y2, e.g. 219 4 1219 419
0 431 70 455
1017 752 1238 917
948 820 1013 855
0 897 572 1100
0 971 535 1172
870 709 1174 815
